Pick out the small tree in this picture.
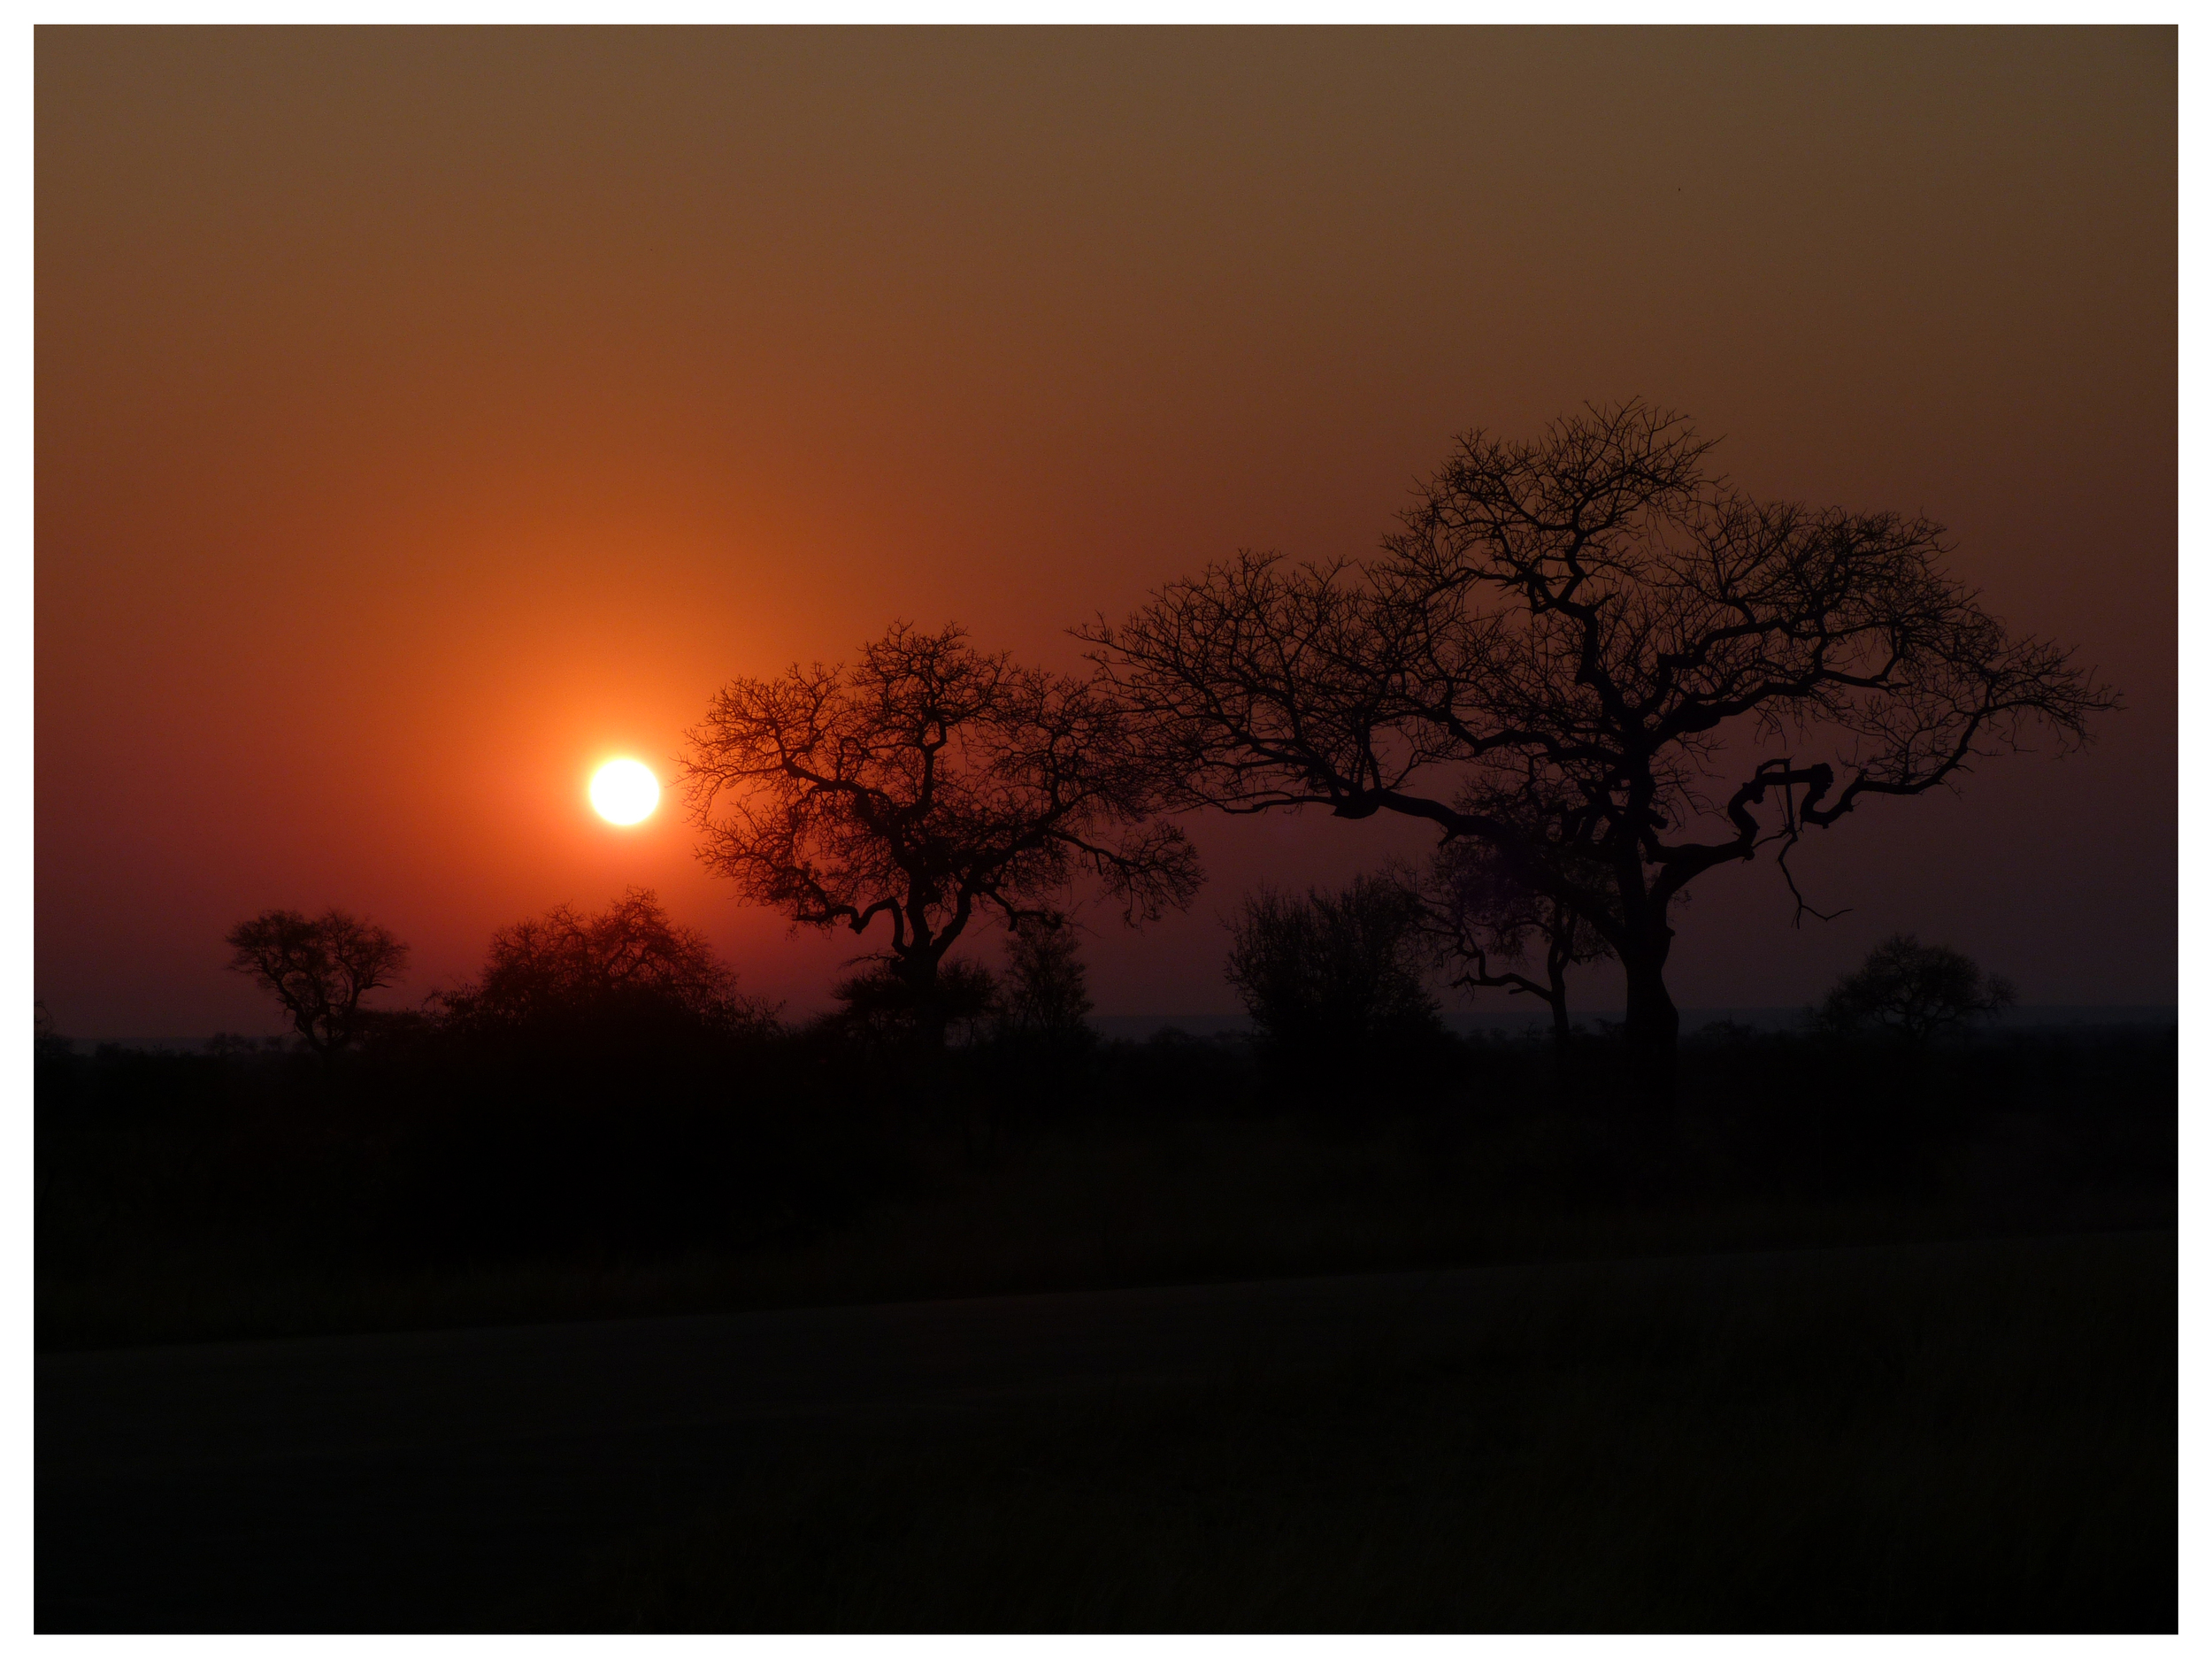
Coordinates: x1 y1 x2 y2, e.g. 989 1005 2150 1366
439 887 767 1037
225 908 409 1063
1225 872 1443 1083
682 622 1201 1048
34 1000 70 1065
999 916 1096 1044
1425 833 1612 1049
1816 933 2016 1045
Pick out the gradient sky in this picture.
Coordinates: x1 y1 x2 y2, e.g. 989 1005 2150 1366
37 27 2175 1038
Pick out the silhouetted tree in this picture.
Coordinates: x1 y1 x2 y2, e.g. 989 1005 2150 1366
225 908 409 1064
1225 872 1443 1085
438 887 771 1038
1089 401 2113 1072
35 999 69 1064
681 622 1201 1048
1816 933 2016 1045
1425 832 1612 1049
998 915 1095 1045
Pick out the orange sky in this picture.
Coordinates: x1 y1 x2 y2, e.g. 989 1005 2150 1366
37 27 2176 1036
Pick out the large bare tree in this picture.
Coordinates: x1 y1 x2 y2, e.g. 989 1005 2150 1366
1087 401 2113 1069
681 622 1201 1044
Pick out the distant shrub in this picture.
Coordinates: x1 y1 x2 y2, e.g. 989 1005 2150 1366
438 887 773 1042
1224 872 1446 1091
997 918 1095 1048
204 1032 290 1057
1816 934 2016 1045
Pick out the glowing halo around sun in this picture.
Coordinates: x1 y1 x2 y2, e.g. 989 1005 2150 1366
589 758 660 826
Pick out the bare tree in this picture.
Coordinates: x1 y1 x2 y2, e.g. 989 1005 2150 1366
437 887 770 1035
1425 832 1612 1049
1224 872 1443 1079
34 1000 69 1064
225 908 409 1063
998 914 1096 1044
1087 401 2113 1072
681 622 1201 1047
1816 934 2016 1045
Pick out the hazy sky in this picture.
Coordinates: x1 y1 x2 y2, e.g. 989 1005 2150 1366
37 27 2175 1036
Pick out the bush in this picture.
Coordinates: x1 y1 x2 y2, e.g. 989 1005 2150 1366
1816 933 2016 1045
1224 873 1447 1093
437 887 774 1045
997 919 1095 1048
831 957 999 1048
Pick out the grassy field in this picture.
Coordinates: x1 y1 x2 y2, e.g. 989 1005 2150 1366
493 1231 2174 1632
35 1026 2176 1351
36 1026 2176 1630
38 1230 2175 1630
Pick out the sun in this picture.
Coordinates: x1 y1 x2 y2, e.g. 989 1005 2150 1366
590 758 660 826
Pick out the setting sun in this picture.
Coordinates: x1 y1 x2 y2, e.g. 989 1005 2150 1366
589 758 660 826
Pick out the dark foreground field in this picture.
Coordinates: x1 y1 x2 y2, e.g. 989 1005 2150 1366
41 1230 2174 1631
36 1025 2177 1629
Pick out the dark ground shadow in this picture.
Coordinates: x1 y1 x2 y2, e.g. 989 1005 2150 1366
39 1229 2175 1632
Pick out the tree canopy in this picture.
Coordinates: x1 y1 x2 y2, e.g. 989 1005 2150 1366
225 908 409 1061
1817 933 2016 1045
438 887 765 1036
1224 872 1442 1082
1088 401 2112 1064
681 622 1200 1037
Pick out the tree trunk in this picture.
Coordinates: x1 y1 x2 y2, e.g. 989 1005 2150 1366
1546 937 1572 1051
1618 941 1678 1095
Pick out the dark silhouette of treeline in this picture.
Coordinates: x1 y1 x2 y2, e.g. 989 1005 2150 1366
37 886 2175 1350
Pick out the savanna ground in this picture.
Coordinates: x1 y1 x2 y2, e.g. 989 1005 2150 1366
36 1022 2177 1630
513 1232 2173 1632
